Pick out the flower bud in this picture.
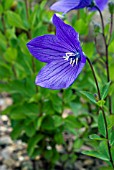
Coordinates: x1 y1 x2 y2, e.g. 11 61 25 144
94 93 99 101
108 1 114 14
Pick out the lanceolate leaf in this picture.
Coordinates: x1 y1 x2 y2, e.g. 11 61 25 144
27 134 44 156
101 82 111 100
79 91 96 104
89 134 106 141
82 150 110 161
98 111 106 137
6 11 28 30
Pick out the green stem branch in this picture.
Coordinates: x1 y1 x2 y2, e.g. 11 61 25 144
95 5 112 114
86 57 114 168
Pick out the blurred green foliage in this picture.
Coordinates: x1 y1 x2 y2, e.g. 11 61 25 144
0 0 114 169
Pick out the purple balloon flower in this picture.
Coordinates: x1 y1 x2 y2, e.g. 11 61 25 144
27 14 86 90
50 0 108 13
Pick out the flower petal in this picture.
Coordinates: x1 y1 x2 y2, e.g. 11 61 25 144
50 0 92 13
27 35 69 63
53 14 81 52
35 55 86 89
50 0 80 13
27 15 83 63
95 0 108 11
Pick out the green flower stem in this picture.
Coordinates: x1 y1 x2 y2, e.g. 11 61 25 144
108 13 113 45
1 14 6 34
86 57 114 168
95 5 112 115
25 0 29 20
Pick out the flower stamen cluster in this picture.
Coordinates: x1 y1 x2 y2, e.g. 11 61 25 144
63 52 80 67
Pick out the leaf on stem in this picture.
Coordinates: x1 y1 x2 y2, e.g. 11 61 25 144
79 91 96 104
101 82 111 100
98 111 106 137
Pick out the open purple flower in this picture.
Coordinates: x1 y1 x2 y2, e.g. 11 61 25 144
27 14 86 90
50 0 108 13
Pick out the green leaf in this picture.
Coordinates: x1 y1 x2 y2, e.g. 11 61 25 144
101 82 111 100
73 139 83 151
97 100 105 107
63 88 75 103
29 4 38 28
110 131 114 146
52 115 63 127
54 133 64 144
74 18 88 35
82 150 110 161
0 63 12 79
82 42 94 58
5 102 39 119
89 134 106 141
65 115 82 129
98 111 106 137
79 91 96 104
11 121 24 139
3 0 14 10
99 141 110 160
64 116 82 135
44 150 53 161
6 11 27 30
25 121 36 137
107 115 114 129
4 47 17 63
27 134 44 156
36 116 44 130
0 32 7 50
0 4 3 14
42 115 55 131
51 94 62 113
99 166 113 170
111 146 114 161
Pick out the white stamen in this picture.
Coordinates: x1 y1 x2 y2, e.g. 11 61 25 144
76 58 78 65
72 59 75 66
70 58 73 65
66 52 75 57
63 52 79 66
63 55 69 61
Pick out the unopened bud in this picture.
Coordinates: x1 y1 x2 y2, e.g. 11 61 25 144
94 93 99 101
108 1 114 14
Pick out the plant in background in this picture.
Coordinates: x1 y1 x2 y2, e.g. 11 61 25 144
0 0 114 169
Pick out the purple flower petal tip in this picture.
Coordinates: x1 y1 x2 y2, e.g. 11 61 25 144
50 0 108 13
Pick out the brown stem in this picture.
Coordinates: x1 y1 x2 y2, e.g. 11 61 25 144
108 13 113 45
25 0 29 19
12 64 17 78
86 57 101 100
87 57 114 168
95 5 112 115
